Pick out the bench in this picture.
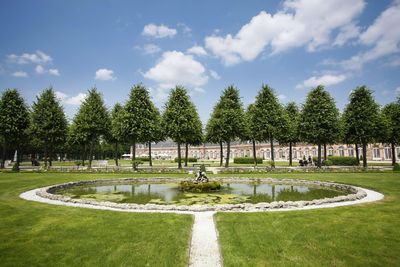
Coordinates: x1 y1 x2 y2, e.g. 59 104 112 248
192 163 211 168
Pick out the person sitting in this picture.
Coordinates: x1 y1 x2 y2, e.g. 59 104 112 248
299 159 304 167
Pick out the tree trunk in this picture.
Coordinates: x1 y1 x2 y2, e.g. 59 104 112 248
252 140 257 167
391 142 396 166
15 148 20 171
149 142 152 167
317 143 322 168
355 143 360 165
114 142 119 166
362 142 367 168
270 136 275 167
323 143 327 160
44 146 48 168
289 142 293 167
219 142 223 167
132 141 136 170
225 141 230 168
177 142 182 169
88 141 93 169
1 142 5 169
185 143 189 167
49 146 53 167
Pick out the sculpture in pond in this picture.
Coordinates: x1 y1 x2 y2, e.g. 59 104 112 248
194 166 209 183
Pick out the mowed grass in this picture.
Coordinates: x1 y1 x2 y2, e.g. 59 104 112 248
215 172 400 267
0 172 193 267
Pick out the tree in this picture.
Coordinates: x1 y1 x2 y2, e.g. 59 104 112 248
342 86 382 168
162 86 198 169
382 99 400 165
205 104 225 167
251 84 284 167
109 103 126 166
300 85 339 167
30 87 68 167
183 102 203 167
145 97 163 167
245 104 258 166
0 89 30 170
214 85 246 167
70 88 110 168
124 84 161 169
277 102 300 166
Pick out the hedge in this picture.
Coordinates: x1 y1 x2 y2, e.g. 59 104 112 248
174 157 198 163
312 156 359 166
234 157 263 164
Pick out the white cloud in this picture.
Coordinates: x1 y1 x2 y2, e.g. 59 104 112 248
209 69 221 80
7 50 52 65
49 68 60 76
277 94 287 100
142 23 177 38
333 23 360 46
12 71 28 78
35 65 45 74
95 68 116 81
396 87 400 96
187 45 208 57
296 74 347 89
143 44 161 55
178 23 192 34
341 2 400 70
55 91 87 105
205 0 365 66
193 87 206 94
143 50 209 89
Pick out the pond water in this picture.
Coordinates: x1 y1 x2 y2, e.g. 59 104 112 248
55 182 350 206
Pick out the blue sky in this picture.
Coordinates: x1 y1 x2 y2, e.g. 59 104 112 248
1 0 399 123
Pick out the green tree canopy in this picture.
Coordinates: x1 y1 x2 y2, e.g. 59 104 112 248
30 87 68 167
0 89 30 169
205 102 225 166
382 99 400 165
300 85 339 167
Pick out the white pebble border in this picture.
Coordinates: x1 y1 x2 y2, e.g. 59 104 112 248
19 178 384 267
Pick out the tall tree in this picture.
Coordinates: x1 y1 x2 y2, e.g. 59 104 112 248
124 84 160 169
215 85 246 168
183 102 203 167
245 104 258 167
300 85 339 167
382 99 400 165
251 84 283 167
145 97 163 167
70 88 110 168
162 86 198 169
342 86 381 168
109 103 126 166
30 88 68 167
205 104 225 167
0 89 30 170
277 102 300 166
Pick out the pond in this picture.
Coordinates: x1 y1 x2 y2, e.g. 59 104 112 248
54 181 350 206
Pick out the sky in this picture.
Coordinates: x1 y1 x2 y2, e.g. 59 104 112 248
0 0 400 123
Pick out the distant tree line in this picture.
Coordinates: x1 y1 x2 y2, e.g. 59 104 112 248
0 84 399 170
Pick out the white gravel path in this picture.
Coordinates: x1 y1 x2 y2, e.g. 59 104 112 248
20 186 384 267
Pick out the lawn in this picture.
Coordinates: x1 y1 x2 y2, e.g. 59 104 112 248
0 172 193 267
215 172 400 267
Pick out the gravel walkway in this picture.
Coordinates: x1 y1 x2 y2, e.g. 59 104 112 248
20 186 384 267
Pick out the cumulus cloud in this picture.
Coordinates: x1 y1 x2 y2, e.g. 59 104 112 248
341 2 400 70
143 50 209 89
12 71 28 78
205 0 365 66
35 65 45 74
277 94 287 101
209 69 221 80
95 68 116 81
55 91 87 105
396 87 400 96
7 50 52 65
187 45 208 57
142 23 177 38
49 68 60 76
296 74 347 89
333 23 360 46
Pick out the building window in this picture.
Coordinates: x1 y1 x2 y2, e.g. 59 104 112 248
293 149 297 159
397 148 400 160
373 147 380 159
384 147 392 160
339 146 345 157
305 148 309 156
348 147 354 157
265 150 270 159
312 147 317 157
328 147 334 156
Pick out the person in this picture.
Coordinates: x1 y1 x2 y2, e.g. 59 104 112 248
308 155 312 165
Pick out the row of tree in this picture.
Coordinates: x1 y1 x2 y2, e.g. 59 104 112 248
0 84 399 170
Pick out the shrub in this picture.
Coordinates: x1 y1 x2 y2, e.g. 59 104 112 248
234 157 263 164
394 163 400 171
327 156 359 166
179 180 221 192
136 157 150 162
174 157 198 163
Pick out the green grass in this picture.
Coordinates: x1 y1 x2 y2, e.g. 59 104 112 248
215 172 400 267
0 172 193 267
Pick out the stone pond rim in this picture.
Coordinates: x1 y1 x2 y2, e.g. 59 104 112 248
21 177 383 212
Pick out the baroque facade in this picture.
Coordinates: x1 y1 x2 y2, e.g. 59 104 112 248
133 141 400 162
